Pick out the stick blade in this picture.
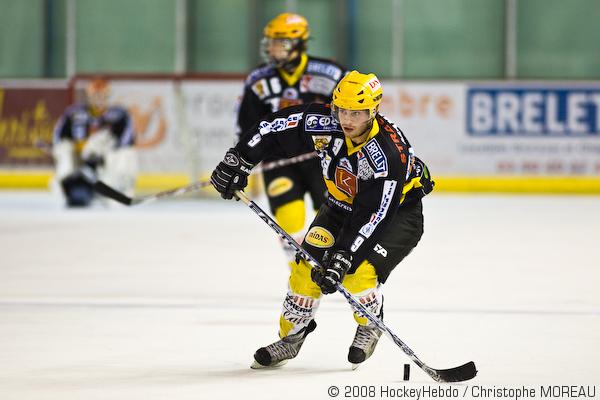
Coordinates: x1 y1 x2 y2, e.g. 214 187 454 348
92 181 134 206
431 361 477 382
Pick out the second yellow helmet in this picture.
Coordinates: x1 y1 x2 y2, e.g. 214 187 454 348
263 13 310 40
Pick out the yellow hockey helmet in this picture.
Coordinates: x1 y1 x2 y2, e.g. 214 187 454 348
263 13 310 40
332 71 383 116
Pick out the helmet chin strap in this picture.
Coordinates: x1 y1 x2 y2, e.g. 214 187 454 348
279 51 303 72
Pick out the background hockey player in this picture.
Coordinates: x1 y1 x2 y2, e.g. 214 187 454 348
212 71 434 369
236 13 347 260
52 78 137 207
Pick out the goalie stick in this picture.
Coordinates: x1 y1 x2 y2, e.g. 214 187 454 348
234 189 477 382
92 151 318 206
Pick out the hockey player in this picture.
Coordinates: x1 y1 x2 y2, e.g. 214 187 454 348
52 78 137 207
237 13 346 259
212 71 434 369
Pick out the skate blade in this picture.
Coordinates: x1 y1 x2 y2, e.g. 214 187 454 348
250 359 288 369
351 363 361 370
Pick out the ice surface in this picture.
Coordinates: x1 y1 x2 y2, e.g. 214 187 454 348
1 191 599 399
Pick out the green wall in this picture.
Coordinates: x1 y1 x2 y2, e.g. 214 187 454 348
76 0 175 73
0 0 599 79
0 1 45 77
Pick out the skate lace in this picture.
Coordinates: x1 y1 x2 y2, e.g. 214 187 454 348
266 339 300 361
352 326 380 350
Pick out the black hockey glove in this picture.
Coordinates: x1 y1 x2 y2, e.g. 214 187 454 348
211 148 254 200
311 250 352 294
82 154 105 170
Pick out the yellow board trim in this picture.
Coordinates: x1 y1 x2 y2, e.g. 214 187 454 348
2 172 600 194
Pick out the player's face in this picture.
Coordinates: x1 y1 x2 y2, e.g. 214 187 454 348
263 38 296 64
333 106 372 142
86 89 109 112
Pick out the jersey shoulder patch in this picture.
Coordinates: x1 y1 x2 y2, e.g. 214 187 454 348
104 106 128 122
245 64 276 86
364 138 389 179
305 57 344 81
304 113 339 133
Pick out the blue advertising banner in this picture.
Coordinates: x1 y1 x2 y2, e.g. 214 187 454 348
467 87 600 136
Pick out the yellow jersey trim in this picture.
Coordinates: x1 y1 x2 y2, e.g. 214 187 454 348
345 120 380 156
278 53 308 87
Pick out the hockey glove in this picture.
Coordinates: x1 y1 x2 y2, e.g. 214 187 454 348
311 250 352 294
211 148 254 200
82 154 105 170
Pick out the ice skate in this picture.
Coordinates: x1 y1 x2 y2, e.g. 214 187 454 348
348 324 382 370
251 320 316 369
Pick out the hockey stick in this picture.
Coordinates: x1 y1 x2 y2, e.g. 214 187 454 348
92 151 318 206
234 189 477 382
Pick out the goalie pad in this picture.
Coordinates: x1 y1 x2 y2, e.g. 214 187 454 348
99 147 138 196
60 171 94 207
52 140 76 181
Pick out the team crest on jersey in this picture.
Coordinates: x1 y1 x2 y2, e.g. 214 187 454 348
312 135 331 151
305 114 338 133
335 167 357 197
364 140 388 178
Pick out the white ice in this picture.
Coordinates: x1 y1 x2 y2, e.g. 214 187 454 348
1 191 599 399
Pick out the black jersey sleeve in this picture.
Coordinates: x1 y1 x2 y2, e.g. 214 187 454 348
234 103 317 165
237 83 271 137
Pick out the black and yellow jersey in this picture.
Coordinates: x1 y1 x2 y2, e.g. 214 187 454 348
235 102 434 257
236 54 346 160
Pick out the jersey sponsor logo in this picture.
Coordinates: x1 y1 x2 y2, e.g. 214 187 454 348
305 113 339 132
374 244 388 257
305 226 335 248
258 113 303 134
350 235 364 252
327 195 352 212
335 167 358 197
381 122 408 165
300 75 337 95
367 77 381 92
267 177 294 197
364 140 388 178
306 61 343 81
332 138 344 155
358 180 397 238
357 151 374 180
